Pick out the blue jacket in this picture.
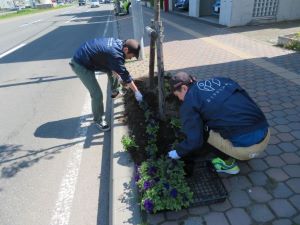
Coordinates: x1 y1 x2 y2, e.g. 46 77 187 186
175 77 268 157
73 37 132 83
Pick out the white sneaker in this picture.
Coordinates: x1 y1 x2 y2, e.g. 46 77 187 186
95 120 110 132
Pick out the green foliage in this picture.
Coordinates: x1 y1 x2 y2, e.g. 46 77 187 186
0 5 72 20
121 135 138 151
136 157 193 213
129 100 193 214
146 123 159 135
284 40 300 51
170 117 181 129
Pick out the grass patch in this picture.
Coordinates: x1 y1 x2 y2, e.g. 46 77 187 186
0 5 73 20
284 41 300 51
281 32 300 51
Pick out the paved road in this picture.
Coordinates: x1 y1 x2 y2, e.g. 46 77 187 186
0 4 115 225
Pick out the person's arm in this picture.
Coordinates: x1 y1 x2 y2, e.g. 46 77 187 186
169 102 204 158
112 70 143 102
110 57 143 102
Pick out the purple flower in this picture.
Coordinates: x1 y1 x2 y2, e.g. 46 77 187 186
134 174 140 182
163 183 170 190
170 188 178 198
148 166 157 176
143 199 154 213
143 180 153 190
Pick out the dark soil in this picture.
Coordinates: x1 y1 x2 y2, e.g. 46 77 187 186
123 76 182 164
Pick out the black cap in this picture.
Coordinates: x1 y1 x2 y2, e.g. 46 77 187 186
124 39 140 59
169 72 196 92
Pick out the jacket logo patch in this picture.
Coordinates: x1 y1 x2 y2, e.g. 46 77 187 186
197 78 221 92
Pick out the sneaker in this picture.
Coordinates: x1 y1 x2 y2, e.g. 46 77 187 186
211 157 240 175
95 120 110 132
111 89 127 99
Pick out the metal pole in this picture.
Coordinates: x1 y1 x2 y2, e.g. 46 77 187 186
131 0 145 60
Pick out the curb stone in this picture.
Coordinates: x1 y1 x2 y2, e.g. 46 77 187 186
109 97 142 225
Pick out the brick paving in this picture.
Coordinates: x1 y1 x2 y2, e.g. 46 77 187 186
115 7 300 225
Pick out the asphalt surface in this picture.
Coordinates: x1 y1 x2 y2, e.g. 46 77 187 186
0 4 115 225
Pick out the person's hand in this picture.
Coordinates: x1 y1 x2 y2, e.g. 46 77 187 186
134 90 143 102
168 150 180 159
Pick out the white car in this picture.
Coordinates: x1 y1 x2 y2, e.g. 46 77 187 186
91 0 100 7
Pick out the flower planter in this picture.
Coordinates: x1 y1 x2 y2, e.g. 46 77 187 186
278 33 300 45
122 77 228 214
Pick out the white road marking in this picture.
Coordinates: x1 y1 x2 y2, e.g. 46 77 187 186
49 95 90 225
49 12 112 225
103 14 110 36
19 19 43 27
65 17 75 23
0 43 26 59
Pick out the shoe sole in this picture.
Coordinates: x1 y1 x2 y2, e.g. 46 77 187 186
216 169 240 175
95 124 110 132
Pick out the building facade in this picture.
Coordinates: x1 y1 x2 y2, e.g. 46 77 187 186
168 0 300 27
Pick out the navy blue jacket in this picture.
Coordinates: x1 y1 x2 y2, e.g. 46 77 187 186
73 37 132 83
175 77 268 157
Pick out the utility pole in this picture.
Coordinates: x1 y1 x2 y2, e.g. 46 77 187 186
154 0 165 120
131 0 145 60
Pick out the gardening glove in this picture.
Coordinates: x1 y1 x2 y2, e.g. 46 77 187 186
168 150 180 159
134 90 143 102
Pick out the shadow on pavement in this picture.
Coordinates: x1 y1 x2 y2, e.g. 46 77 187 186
0 141 82 178
0 10 113 64
0 114 106 180
0 75 77 89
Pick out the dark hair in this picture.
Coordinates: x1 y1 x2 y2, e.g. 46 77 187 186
170 72 197 92
123 39 140 58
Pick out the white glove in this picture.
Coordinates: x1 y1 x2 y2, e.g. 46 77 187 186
134 90 143 102
168 150 180 159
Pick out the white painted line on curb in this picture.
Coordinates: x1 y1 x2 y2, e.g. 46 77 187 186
0 43 26 59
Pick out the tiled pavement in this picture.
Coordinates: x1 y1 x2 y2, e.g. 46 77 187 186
115 7 300 225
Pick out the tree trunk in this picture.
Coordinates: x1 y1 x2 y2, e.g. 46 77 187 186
154 0 166 120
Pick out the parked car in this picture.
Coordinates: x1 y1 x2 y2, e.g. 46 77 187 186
78 0 86 6
174 0 189 10
91 0 100 7
57 0 65 5
212 0 220 15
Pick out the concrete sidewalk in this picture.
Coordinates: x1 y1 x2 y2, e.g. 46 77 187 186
111 6 300 225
